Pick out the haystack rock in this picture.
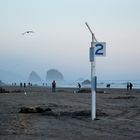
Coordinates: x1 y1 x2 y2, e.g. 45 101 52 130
46 69 64 81
82 79 91 85
28 71 41 82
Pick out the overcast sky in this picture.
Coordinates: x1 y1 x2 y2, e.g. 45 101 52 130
0 0 140 81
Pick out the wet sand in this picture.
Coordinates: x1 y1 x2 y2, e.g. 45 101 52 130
0 86 140 140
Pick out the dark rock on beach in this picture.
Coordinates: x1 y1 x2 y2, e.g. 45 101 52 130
77 89 91 93
19 106 52 113
0 87 9 93
112 95 136 99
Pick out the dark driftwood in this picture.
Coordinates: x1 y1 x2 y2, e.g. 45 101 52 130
112 96 136 99
19 107 51 113
19 106 108 118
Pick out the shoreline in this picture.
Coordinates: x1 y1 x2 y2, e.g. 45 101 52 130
1 85 140 93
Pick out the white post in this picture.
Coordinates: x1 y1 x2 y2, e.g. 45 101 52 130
91 36 96 120
85 22 96 120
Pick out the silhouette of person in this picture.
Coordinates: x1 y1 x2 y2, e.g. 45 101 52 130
106 84 111 88
127 82 130 91
130 82 133 90
52 80 56 92
78 83 81 90
24 83 26 88
20 82 22 87
28 82 31 86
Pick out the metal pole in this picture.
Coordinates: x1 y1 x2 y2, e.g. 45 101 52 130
91 35 96 120
85 22 96 120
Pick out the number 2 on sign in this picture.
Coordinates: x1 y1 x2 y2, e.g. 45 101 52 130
95 44 103 55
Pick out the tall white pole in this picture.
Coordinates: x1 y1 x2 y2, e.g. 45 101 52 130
85 22 96 120
91 36 96 120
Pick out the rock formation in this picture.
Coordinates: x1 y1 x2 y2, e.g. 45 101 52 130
46 69 64 81
28 71 41 82
19 106 51 113
82 79 91 85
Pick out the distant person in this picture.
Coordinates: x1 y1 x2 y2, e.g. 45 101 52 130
20 82 22 87
52 80 56 92
24 83 26 88
106 84 110 88
127 82 130 91
130 82 133 90
78 83 81 90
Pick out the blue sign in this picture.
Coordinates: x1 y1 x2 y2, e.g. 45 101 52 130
91 76 97 90
90 47 94 62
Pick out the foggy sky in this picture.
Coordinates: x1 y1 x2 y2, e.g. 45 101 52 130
0 0 140 82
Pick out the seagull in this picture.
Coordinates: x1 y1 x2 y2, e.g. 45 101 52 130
22 31 35 35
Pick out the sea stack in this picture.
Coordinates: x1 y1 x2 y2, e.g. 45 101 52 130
82 79 91 85
28 71 41 82
46 69 64 81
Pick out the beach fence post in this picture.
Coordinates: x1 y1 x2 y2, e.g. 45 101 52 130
85 22 97 120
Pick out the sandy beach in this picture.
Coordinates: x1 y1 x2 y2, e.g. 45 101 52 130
0 85 140 140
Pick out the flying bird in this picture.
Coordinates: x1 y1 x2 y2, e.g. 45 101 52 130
22 31 35 35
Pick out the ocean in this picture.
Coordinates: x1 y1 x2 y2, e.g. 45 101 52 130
57 80 140 89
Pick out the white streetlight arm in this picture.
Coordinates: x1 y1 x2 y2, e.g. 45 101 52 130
85 22 97 42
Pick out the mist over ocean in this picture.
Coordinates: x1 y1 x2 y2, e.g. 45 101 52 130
55 80 140 89
1 78 140 89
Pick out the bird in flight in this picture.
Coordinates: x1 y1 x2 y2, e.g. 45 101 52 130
22 31 35 35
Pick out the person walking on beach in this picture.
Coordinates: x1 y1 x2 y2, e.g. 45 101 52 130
130 82 133 90
20 82 22 87
52 80 56 92
24 83 26 88
127 82 130 91
78 83 81 90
